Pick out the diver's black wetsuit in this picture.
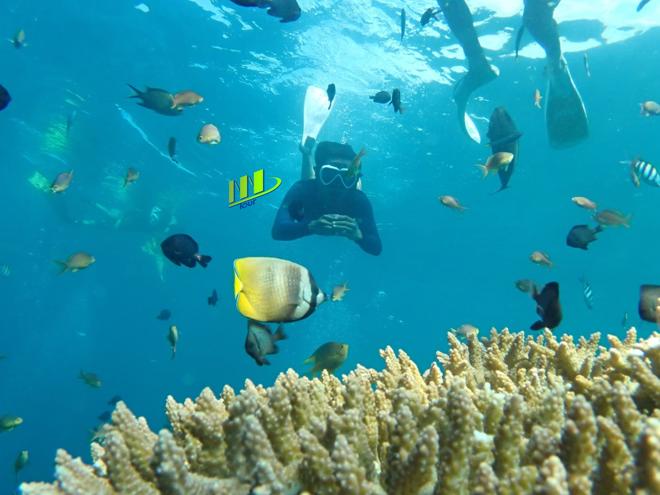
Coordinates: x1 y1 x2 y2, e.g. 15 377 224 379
272 180 382 256
523 0 561 68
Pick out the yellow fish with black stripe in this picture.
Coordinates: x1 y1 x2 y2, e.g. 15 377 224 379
234 257 327 323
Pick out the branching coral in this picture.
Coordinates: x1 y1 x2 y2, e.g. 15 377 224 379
21 328 660 495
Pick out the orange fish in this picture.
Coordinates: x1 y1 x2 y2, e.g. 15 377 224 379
172 90 203 110
571 196 597 210
331 283 349 302
347 148 366 178
534 89 542 109
530 250 552 268
124 167 140 188
594 209 631 228
438 195 467 212
476 152 514 178
51 170 74 193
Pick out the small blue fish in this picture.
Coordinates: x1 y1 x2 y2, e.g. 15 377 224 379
400 8 406 41
637 0 652 12
98 411 111 422
326 83 335 109
580 276 594 309
630 158 660 187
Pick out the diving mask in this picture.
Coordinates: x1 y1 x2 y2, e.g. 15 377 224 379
318 163 358 189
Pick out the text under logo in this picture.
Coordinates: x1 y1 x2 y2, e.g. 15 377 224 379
228 168 282 208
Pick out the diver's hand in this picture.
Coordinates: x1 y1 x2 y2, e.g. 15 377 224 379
308 216 335 235
299 136 316 156
325 214 363 241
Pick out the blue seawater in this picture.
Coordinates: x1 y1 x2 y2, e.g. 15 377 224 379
1 0 659 491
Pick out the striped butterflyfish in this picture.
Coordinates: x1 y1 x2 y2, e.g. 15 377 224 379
233 257 327 323
630 158 660 187
580 276 594 309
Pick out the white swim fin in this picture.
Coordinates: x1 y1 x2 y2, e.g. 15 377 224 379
464 113 481 144
301 86 334 146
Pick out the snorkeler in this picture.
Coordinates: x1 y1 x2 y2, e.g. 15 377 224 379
271 138 382 256
439 0 588 148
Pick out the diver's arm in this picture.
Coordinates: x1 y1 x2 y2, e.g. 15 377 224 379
271 182 310 240
299 136 316 180
354 194 382 256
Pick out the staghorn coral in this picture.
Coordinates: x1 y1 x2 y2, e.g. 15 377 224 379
21 329 660 495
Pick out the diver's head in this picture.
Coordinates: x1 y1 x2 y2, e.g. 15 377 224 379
314 141 359 189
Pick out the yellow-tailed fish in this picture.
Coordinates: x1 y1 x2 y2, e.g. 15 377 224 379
331 283 349 302
54 252 95 273
304 342 349 376
234 257 326 322
0 415 23 433
450 324 479 339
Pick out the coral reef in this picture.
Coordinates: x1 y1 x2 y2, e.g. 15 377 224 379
21 328 660 495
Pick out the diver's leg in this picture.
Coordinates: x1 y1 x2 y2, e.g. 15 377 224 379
522 0 561 69
438 0 498 136
299 136 315 180
522 0 588 148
